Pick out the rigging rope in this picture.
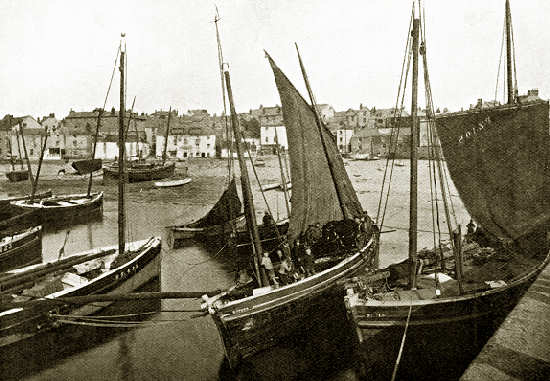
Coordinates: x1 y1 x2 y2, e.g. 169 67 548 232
495 18 506 102
391 302 413 381
376 9 414 230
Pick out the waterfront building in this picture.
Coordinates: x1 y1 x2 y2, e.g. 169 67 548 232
155 117 217 159
62 109 147 159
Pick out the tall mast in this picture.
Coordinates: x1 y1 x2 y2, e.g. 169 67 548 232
19 123 35 192
162 106 172 165
87 109 103 197
224 70 267 286
505 0 514 104
295 44 349 219
7 116 15 171
274 129 291 217
14 123 24 170
409 18 420 290
214 8 232 182
118 37 126 257
134 118 140 160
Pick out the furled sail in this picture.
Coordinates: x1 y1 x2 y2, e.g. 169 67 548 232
436 100 550 239
267 55 363 244
191 178 242 227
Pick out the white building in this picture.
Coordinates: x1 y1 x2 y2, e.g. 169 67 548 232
156 125 216 159
260 125 288 150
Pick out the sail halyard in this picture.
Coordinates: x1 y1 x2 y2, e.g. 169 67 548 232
274 129 291 217
224 70 267 286
266 54 363 245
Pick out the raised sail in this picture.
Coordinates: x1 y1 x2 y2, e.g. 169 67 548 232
190 178 242 228
436 100 550 239
267 56 363 244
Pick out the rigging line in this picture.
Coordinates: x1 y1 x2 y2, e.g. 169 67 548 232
379 35 413 231
495 18 506 102
391 301 413 381
376 8 414 226
509 10 518 97
242 139 284 243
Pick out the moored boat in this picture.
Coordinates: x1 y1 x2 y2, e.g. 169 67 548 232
153 177 191 188
71 158 103 175
344 3 550 379
202 51 380 370
0 226 42 272
0 237 161 348
5 169 28 183
103 160 177 182
10 192 104 227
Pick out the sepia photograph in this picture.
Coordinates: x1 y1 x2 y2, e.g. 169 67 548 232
1 0 549 380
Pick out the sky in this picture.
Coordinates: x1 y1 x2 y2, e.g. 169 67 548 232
1 0 549 120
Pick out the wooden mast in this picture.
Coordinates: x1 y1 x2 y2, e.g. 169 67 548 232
409 18 420 290
19 123 35 193
7 116 15 171
30 130 48 202
505 0 514 104
118 38 126 258
224 70 267 286
14 120 24 170
274 129 290 217
162 106 172 165
214 8 233 182
87 109 103 197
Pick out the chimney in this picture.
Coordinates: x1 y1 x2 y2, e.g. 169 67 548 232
476 99 483 108
49 112 55 118
111 107 116 115
528 89 539 97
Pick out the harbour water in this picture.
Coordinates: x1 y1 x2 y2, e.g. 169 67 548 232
1 157 470 380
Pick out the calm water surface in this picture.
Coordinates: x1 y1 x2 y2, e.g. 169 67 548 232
0 158 469 380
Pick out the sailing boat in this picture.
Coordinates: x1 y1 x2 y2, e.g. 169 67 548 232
344 2 550 379
10 100 103 228
102 107 176 182
0 36 161 350
167 11 285 249
201 49 379 369
4 116 28 182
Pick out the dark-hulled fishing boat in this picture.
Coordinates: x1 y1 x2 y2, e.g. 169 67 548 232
11 192 104 227
344 3 550 379
0 190 52 237
0 36 162 353
201 52 379 370
0 226 42 272
5 169 28 183
71 158 102 175
103 160 176 182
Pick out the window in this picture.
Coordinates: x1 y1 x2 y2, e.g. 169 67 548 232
195 138 200 146
183 138 188 144
265 137 269 143
29 149 34 156
207 144 210 148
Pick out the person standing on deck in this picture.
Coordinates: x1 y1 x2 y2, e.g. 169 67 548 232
261 251 278 286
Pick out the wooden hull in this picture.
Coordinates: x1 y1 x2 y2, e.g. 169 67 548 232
0 189 53 208
103 162 177 182
0 226 42 272
345 250 550 380
153 178 191 188
205 234 379 368
10 192 104 228
0 237 161 348
5 170 29 182
167 214 246 248
71 158 102 175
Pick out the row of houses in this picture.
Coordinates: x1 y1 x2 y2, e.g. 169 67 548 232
4 90 539 161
